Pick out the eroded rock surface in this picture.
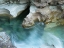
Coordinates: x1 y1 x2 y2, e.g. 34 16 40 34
31 0 64 7
22 0 64 28
0 0 29 18
22 5 64 28
0 0 64 48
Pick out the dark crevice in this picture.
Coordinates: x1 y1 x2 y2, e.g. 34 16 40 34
16 6 30 21
10 4 30 22
10 5 30 26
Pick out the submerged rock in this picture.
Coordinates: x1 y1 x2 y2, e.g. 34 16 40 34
0 32 16 48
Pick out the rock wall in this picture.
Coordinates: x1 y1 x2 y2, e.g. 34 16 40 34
0 32 16 48
0 0 64 18
22 0 64 28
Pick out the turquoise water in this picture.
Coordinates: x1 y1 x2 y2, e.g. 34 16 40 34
0 7 64 48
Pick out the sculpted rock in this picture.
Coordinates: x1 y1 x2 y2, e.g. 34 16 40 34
22 5 38 28
22 12 42 28
0 8 12 17
22 5 64 28
0 0 29 18
31 0 64 7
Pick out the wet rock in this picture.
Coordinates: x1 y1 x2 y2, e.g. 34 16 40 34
0 32 16 48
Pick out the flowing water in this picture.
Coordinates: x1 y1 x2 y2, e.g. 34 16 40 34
0 7 64 48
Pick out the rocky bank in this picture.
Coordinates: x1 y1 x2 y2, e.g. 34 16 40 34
22 0 64 28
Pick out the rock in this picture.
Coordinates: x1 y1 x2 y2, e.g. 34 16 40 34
0 0 5 4
31 0 50 7
31 0 64 7
22 5 39 28
0 0 29 18
0 8 12 18
0 32 16 48
37 6 63 23
22 5 64 28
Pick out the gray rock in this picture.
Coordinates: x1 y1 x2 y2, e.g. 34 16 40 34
0 32 16 48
